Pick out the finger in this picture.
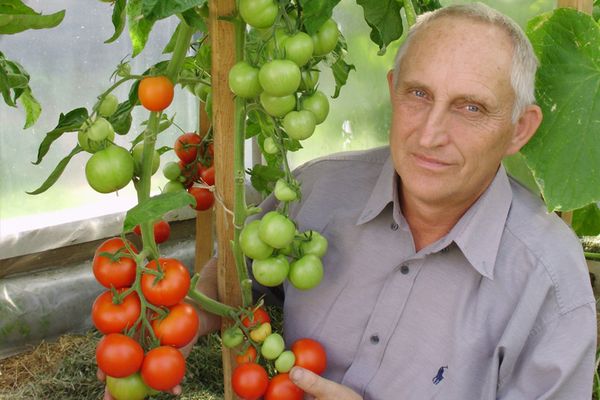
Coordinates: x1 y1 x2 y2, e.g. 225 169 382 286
168 384 182 396
290 367 335 397
103 389 113 400
97 368 106 382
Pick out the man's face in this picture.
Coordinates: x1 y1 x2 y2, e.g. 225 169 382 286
389 17 520 211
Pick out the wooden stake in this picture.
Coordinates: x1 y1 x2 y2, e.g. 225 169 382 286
556 0 593 14
209 1 240 399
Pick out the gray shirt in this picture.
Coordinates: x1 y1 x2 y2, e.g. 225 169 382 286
258 146 596 400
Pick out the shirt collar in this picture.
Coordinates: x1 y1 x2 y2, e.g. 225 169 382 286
356 151 513 280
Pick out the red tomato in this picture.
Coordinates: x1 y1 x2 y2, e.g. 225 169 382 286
174 133 201 164
231 362 269 400
188 186 214 211
291 338 327 375
151 302 199 348
133 220 171 244
141 258 191 307
96 333 144 378
141 346 186 391
92 238 138 289
92 289 141 334
265 373 303 400
178 160 199 188
236 346 258 365
200 165 215 186
138 76 174 112
241 307 271 329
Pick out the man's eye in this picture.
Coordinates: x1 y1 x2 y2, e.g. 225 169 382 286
413 89 426 98
466 104 480 113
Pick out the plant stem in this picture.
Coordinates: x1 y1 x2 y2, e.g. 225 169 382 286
404 0 417 27
585 252 600 261
188 286 238 317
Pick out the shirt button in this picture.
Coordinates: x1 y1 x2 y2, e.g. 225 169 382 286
400 265 410 274
390 222 399 231
370 335 380 344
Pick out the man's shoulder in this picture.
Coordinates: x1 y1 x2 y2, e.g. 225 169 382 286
504 177 593 312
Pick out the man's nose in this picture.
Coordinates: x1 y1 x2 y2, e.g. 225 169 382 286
418 104 449 148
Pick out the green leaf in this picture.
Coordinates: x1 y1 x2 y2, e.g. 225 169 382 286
0 8 65 34
33 108 88 165
108 100 134 135
247 164 285 195
524 9 600 211
299 0 341 35
163 20 184 54
325 37 355 98
356 0 403 54
127 0 155 57
502 152 540 196
18 87 41 129
142 0 207 20
123 191 195 232
0 0 36 15
27 146 84 195
181 7 207 31
105 0 127 44
573 203 600 237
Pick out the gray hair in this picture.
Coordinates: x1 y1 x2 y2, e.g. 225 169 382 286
392 3 538 122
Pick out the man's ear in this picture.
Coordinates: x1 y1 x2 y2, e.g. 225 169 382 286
505 104 543 156
387 70 394 95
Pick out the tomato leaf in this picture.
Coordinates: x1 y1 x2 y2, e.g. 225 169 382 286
356 0 403 55
0 2 65 35
181 7 207 32
573 203 600 237
27 146 84 195
299 0 341 35
325 37 355 99
32 108 89 165
247 164 285 196
123 191 195 232
104 0 127 44
127 0 155 57
108 100 134 135
142 0 206 20
524 9 600 211
18 87 41 129
163 20 184 54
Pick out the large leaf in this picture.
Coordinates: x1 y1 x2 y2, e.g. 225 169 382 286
299 0 341 35
0 0 64 34
355 0 403 55
105 0 127 44
17 87 41 128
33 108 88 165
523 9 600 211
27 146 84 195
573 203 600 236
142 0 206 20
123 191 196 232
127 0 155 57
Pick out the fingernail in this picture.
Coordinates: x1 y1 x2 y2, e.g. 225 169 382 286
290 367 303 382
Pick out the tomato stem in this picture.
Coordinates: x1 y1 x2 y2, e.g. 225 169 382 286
403 0 417 27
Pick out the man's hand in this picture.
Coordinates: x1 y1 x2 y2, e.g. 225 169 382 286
290 367 362 400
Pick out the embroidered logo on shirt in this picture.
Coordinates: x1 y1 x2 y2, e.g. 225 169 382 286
432 366 448 385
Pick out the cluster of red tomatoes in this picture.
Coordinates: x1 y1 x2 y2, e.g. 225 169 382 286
162 132 216 212
223 307 327 400
91 237 199 399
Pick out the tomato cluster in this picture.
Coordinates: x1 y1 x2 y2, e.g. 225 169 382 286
162 132 215 212
223 307 327 400
91 238 199 399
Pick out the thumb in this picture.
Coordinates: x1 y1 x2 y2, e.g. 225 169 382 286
289 367 334 397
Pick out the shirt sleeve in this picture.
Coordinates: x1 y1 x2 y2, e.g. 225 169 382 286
498 302 597 400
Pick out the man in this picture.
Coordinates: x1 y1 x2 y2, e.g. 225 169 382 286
104 3 596 399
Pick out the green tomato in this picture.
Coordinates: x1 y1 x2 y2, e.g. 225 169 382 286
222 326 245 348
85 145 134 194
301 90 329 124
78 122 115 154
88 117 115 141
299 69 320 91
260 92 296 117
284 32 314 67
289 254 324 290
262 137 279 155
240 220 274 260
239 0 278 28
163 180 185 193
283 110 316 141
312 19 340 57
261 333 285 360
162 161 182 181
252 255 290 287
258 60 301 97
258 211 296 249
98 94 119 118
228 61 262 98
132 142 160 177
300 231 328 258
106 373 150 400
275 350 296 373
274 179 297 202
266 28 290 55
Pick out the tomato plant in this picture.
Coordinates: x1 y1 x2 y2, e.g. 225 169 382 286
258 60 302 97
92 238 137 289
141 346 186 391
92 289 141 335
133 220 171 244
188 186 215 211
232 362 269 400
85 145 134 193
151 302 199 348
96 333 144 378
258 211 296 249
251 255 290 287
174 133 201 164
236 345 258 365
291 338 327 375
229 61 262 98
141 258 191 307
138 76 174 112
288 254 324 290
238 0 278 29
241 307 271 329
106 373 152 400
240 220 274 260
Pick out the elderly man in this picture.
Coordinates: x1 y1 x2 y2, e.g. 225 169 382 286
146 3 596 400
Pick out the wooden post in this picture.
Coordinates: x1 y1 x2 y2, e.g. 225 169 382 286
209 1 241 399
556 0 593 14
194 104 214 273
